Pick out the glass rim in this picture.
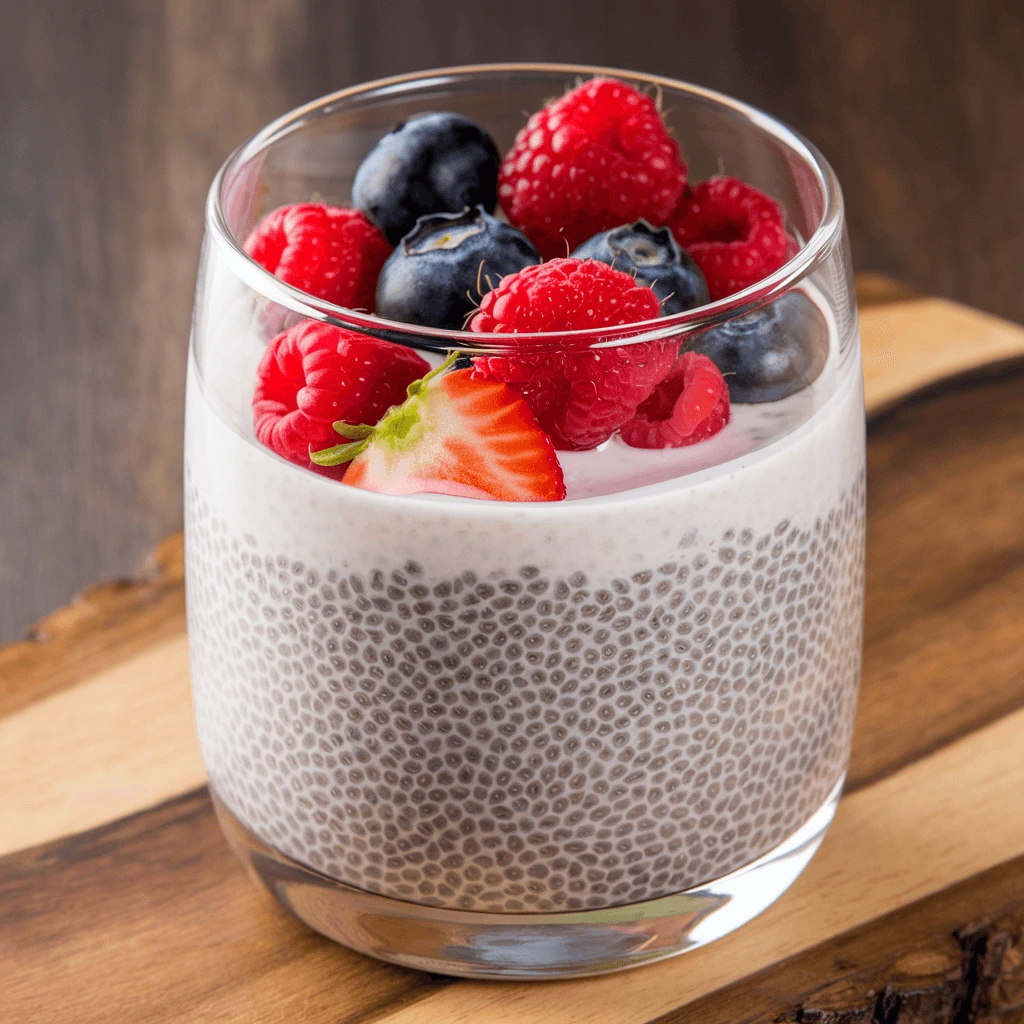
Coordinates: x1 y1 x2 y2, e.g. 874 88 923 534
206 62 845 352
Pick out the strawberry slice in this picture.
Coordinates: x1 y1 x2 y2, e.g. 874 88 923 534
310 357 566 502
619 351 730 448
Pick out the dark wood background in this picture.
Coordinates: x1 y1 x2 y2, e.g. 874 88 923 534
2 0 1022 643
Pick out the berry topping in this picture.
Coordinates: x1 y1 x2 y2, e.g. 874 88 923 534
620 351 730 449
669 177 789 300
498 78 688 260
571 219 709 314
469 259 678 450
685 291 828 403
243 203 391 311
311 357 565 502
374 206 539 330
353 113 501 246
252 320 430 479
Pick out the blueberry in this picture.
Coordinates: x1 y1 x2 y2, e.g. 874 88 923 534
685 291 828 403
571 220 709 314
352 113 501 246
375 206 539 330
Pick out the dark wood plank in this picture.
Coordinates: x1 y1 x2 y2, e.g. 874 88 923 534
0 0 309 647
4 0 1024 649
651 857 1024 1024
851 366 1024 790
0 788 446 1024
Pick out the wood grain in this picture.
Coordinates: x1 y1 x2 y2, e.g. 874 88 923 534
655 856 1024 1024
859 298 1024 415
0 634 196 856
4 0 1024 648
852 367 1024 791
0 790 446 1024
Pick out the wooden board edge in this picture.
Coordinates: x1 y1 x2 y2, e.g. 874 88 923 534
0 633 203 859
0 784 210 877
0 533 186 719
854 272 922 308
860 297 1024 417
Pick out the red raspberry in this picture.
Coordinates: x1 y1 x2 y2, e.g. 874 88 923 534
252 320 429 479
469 259 677 450
620 351 730 449
498 78 688 260
670 178 788 300
244 203 391 311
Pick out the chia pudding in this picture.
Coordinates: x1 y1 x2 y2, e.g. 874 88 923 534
186 285 863 913
185 64 865 952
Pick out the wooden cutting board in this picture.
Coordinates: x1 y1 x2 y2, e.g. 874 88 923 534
4 275 1024 1023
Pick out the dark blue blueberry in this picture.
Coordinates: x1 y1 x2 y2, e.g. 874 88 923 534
375 206 539 330
571 220 709 314
352 113 501 246
686 292 829 403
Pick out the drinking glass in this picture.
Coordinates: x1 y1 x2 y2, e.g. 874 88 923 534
185 63 865 978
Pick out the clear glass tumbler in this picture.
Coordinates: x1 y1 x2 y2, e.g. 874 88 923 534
185 63 865 978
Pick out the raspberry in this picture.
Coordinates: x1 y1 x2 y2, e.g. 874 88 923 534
252 320 429 479
244 203 391 312
670 178 788 300
620 351 730 449
498 78 688 260
469 259 677 450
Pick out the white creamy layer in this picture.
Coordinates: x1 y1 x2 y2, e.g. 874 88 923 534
185 367 861 583
186 253 865 578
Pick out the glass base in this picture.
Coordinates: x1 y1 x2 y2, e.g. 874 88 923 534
213 775 842 979
209 774 839 983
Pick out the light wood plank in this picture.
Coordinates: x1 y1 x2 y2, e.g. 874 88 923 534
0 635 201 857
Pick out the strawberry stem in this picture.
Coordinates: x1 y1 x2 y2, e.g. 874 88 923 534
332 421 374 440
407 351 460 398
309 438 369 467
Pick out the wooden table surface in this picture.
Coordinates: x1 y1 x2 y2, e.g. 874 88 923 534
3 282 1024 1022
4 1 1024 649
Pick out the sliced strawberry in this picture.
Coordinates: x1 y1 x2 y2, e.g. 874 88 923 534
619 351 730 448
310 358 565 502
